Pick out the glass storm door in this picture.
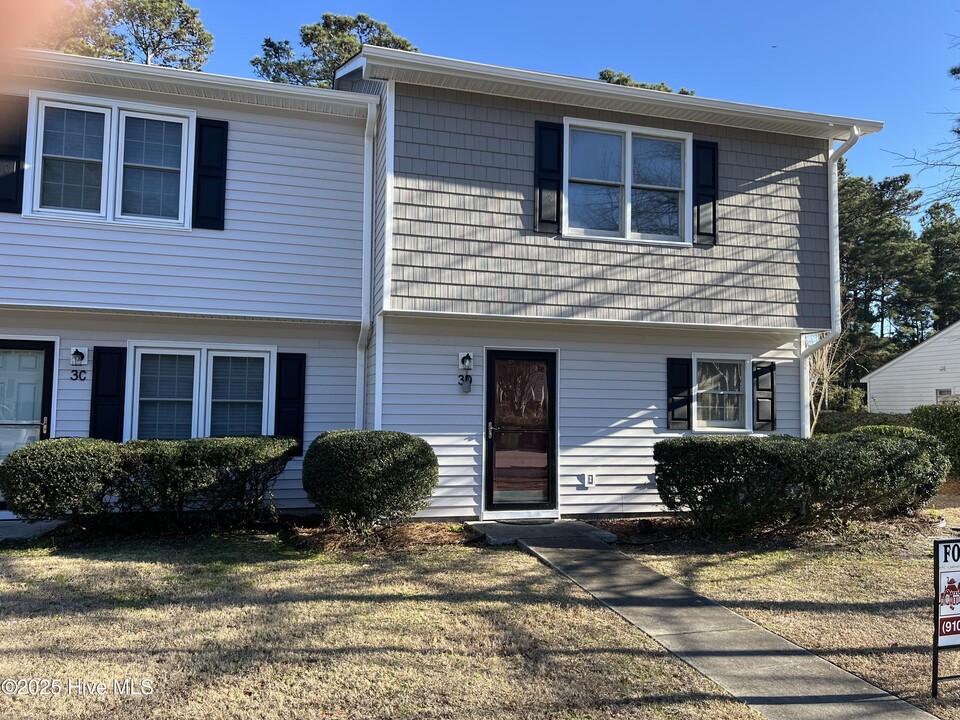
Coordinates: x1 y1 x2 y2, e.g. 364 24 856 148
0 340 55 477
484 350 557 512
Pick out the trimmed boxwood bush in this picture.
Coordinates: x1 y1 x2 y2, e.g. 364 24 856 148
654 435 811 534
814 410 912 435
0 438 123 521
812 426 949 519
302 430 439 534
654 428 950 536
910 404 960 475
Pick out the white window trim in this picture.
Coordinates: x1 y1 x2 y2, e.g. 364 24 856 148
125 342 277 441
691 353 753 433
131 347 201 440
23 91 196 230
204 349 274 437
562 117 693 246
115 109 192 228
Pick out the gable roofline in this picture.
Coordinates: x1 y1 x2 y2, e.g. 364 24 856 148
337 47 882 140
861 320 960 382
6 49 379 119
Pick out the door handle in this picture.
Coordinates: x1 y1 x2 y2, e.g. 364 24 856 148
487 421 499 440
42 416 49 435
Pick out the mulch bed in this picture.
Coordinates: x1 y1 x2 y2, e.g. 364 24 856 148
285 521 483 552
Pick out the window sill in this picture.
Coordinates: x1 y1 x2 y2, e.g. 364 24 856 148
561 232 691 247
21 211 192 233
691 427 753 434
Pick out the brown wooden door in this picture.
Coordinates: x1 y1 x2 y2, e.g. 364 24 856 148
484 350 557 512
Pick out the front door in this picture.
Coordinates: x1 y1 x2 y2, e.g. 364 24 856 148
484 350 557 513
0 341 55 508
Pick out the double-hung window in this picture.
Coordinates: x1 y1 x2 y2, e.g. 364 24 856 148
26 93 195 228
130 345 274 441
563 119 692 243
692 356 751 431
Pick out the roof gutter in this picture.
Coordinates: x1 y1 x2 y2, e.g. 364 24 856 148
355 101 378 428
800 125 861 437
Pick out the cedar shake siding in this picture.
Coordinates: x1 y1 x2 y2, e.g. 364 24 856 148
390 83 831 330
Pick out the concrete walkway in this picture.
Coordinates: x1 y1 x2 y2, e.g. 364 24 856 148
471 521 934 720
0 520 61 541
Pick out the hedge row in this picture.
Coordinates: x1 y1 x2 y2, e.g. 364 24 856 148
814 411 912 435
0 436 297 524
654 426 950 535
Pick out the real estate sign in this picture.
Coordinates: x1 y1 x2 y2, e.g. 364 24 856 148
937 540 960 647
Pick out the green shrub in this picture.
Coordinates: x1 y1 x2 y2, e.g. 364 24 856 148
117 440 214 519
184 436 297 521
653 435 812 535
302 430 439 534
812 426 949 519
0 438 123 521
910 404 960 475
0 436 295 526
827 385 866 412
813 411 911 435
654 428 950 536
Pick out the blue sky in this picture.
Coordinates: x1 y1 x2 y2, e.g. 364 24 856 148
195 0 958 207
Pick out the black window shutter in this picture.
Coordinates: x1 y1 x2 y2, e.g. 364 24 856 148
89 346 127 442
666 358 693 430
692 139 719 246
274 353 306 456
753 361 776 431
534 121 563 234
192 118 228 230
0 95 28 214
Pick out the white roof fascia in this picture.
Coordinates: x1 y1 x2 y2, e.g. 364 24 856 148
9 49 379 119
342 46 882 140
861 321 960 382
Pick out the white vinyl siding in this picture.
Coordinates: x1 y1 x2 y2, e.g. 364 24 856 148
0 309 358 510
379 317 801 519
3 88 366 321
865 325 960 413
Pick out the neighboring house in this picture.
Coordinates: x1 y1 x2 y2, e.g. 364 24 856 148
862 322 960 413
0 50 378 519
0 48 882 521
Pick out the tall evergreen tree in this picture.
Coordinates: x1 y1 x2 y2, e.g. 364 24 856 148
35 0 213 70
251 13 415 88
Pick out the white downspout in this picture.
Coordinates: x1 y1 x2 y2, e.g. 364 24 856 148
799 125 861 437
355 101 378 428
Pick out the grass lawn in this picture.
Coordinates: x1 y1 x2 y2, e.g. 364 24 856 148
604 480 960 719
0 525 759 720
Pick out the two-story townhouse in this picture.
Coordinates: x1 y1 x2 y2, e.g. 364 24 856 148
0 50 378 518
0 48 883 524
335 47 882 520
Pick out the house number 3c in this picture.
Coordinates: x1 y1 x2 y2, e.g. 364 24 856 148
70 369 88 381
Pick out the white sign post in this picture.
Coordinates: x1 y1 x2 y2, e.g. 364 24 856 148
934 539 960 696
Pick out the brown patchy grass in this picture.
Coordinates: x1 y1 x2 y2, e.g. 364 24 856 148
0 529 759 720
610 487 960 719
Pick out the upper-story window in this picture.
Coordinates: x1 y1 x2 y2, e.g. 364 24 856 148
563 119 692 244
26 93 195 228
